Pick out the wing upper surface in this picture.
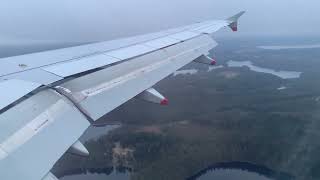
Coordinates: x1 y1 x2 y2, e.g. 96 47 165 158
0 19 230 81
0 80 41 110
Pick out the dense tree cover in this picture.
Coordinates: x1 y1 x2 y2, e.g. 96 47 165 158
54 38 320 180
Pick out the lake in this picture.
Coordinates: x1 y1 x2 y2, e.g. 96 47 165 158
61 162 291 180
227 60 302 79
60 168 130 180
187 162 292 180
258 44 320 50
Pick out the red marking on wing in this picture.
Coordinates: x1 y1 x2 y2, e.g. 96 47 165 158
160 98 169 105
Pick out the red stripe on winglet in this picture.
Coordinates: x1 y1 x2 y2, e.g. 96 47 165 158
231 26 238 32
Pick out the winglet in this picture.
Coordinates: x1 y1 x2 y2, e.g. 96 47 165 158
226 11 246 32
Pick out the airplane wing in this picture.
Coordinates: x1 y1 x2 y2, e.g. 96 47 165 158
0 11 245 180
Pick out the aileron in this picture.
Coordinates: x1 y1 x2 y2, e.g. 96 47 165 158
167 31 200 41
42 54 119 77
1 69 63 85
143 37 180 49
105 44 155 60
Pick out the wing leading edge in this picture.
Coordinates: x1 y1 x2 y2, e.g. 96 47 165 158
0 11 245 180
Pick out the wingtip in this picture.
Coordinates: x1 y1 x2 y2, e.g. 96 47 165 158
227 11 245 32
237 11 246 16
227 11 246 23
239 11 246 17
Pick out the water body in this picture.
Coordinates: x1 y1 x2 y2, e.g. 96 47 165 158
187 162 292 180
60 168 130 180
258 44 320 50
208 65 224 72
61 173 129 180
173 66 224 76
173 69 198 76
277 86 287 90
227 60 302 79
80 125 121 142
195 169 271 180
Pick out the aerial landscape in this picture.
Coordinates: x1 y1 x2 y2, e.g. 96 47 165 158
0 1 320 180
50 36 320 180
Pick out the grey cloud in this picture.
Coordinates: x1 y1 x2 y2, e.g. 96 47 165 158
0 0 319 44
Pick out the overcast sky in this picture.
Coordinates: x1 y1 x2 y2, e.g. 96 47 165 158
0 0 319 44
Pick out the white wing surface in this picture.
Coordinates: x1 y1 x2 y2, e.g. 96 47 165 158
0 11 245 180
